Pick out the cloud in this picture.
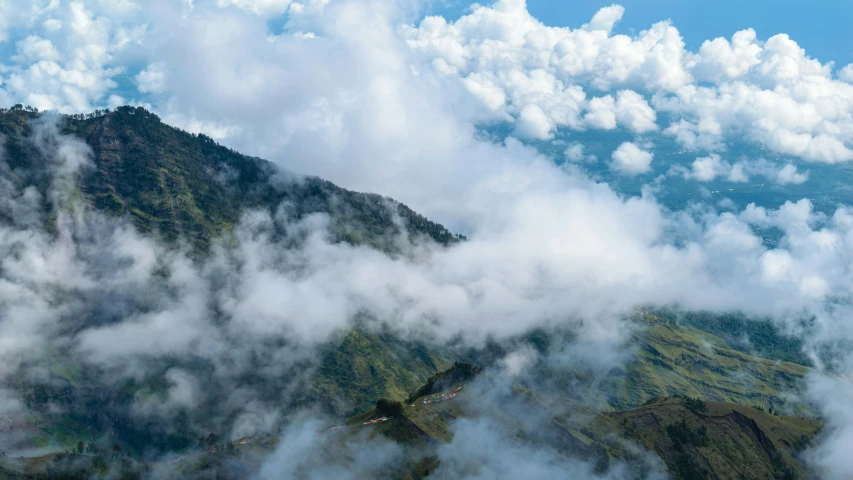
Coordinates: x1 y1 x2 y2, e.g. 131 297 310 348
686 154 736 182
12 35 60 63
515 104 554 139
804 374 853 478
136 62 167 94
401 3 689 139
610 141 653 175
8 8 846 354
217 0 294 17
585 4 624 34
2 0 852 165
403 4 853 163
692 29 762 81
426 363 669 480
258 416 405 479
0 111 844 409
774 163 809 185
674 154 809 185
499 347 536 378
583 90 657 133
434 416 619 479
658 79 853 163
0 1 141 112
841 64 853 83
564 143 596 163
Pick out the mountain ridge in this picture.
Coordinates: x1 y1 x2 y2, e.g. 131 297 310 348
0 104 464 252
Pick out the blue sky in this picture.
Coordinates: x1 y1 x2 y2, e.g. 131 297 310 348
0 0 850 184
429 0 853 65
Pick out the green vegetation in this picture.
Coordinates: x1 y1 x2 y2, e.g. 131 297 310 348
0 452 146 480
0 106 462 252
667 417 709 450
334 370 822 480
653 309 812 367
4 369 824 480
375 399 405 417
602 314 811 413
405 361 481 404
592 398 821 480
314 328 451 415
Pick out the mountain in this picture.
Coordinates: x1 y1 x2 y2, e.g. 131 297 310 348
0 105 463 252
0 106 824 479
0 106 459 458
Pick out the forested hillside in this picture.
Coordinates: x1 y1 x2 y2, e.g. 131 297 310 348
0 105 463 251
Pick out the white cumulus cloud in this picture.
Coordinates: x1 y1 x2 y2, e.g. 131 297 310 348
610 141 653 175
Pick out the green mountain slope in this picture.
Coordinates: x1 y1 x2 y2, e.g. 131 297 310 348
589 398 820 480
347 378 821 480
314 328 452 415
0 105 460 456
654 309 812 367
0 106 462 251
604 315 810 413
1 359 823 480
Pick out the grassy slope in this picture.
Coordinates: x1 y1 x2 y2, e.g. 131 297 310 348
371 385 821 480
589 398 820 480
655 309 812 366
8 375 823 480
12 312 813 456
341 321 820 479
314 329 452 415
605 315 810 413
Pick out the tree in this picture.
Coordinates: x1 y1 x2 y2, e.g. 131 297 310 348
77 440 84 455
683 397 707 414
375 398 404 417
